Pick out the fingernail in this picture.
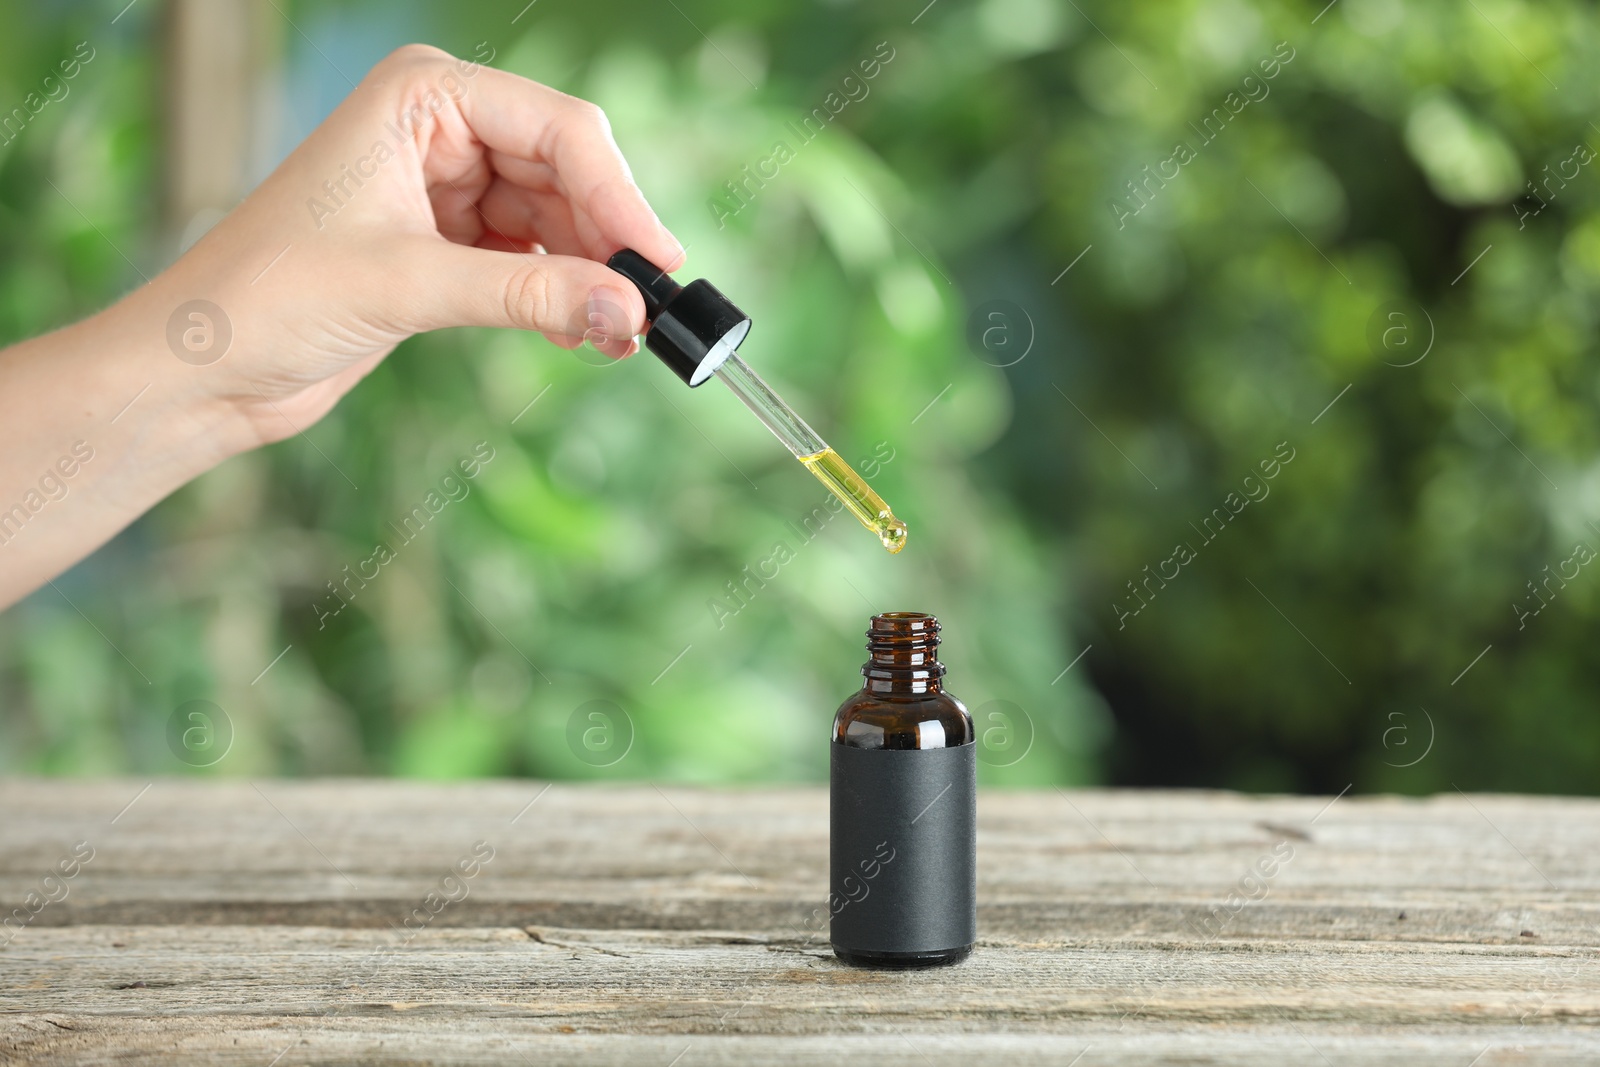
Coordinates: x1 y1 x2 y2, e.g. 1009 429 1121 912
585 285 632 350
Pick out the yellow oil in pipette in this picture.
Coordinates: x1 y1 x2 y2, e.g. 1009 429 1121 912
799 448 908 554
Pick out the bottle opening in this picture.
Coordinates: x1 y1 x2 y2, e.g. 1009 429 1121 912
864 611 943 687
871 612 938 630
868 612 940 644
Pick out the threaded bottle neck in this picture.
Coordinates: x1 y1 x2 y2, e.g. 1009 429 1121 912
862 612 944 694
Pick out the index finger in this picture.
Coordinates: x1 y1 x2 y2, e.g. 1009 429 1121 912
458 63 685 272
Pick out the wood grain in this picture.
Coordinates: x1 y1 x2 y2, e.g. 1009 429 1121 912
2 780 1598 1064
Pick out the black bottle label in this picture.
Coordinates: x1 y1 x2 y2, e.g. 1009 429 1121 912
829 742 976 955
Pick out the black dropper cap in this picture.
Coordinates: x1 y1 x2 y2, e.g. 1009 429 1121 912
607 249 752 387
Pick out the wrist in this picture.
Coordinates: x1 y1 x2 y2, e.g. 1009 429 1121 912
80 282 264 502
0 279 264 608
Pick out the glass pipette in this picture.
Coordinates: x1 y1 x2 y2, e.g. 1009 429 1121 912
607 250 908 554
714 352 907 553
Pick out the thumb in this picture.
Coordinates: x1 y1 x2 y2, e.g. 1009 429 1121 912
405 239 646 358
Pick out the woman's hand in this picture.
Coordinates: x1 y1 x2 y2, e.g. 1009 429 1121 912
161 42 684 445
0 44 683 609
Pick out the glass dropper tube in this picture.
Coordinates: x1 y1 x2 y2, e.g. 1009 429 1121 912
713 353 908 554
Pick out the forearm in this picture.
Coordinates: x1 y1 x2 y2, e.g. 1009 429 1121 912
0 284 256 608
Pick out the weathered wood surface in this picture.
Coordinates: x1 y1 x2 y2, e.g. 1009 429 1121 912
2 780 1598 1065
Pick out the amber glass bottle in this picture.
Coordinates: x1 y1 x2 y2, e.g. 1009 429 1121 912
829 612 976 968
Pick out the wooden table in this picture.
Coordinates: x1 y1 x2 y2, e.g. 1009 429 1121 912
1 781 1597 1065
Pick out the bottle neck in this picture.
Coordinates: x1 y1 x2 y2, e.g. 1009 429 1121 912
861 612 945 696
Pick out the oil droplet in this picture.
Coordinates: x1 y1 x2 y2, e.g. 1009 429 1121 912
878 514 908 554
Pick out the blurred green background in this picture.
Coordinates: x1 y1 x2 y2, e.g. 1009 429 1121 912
0 0 1593 795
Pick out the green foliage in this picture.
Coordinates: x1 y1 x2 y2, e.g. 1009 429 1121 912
2 0 1597 795
963 0 1600 794
0 0 1102 785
